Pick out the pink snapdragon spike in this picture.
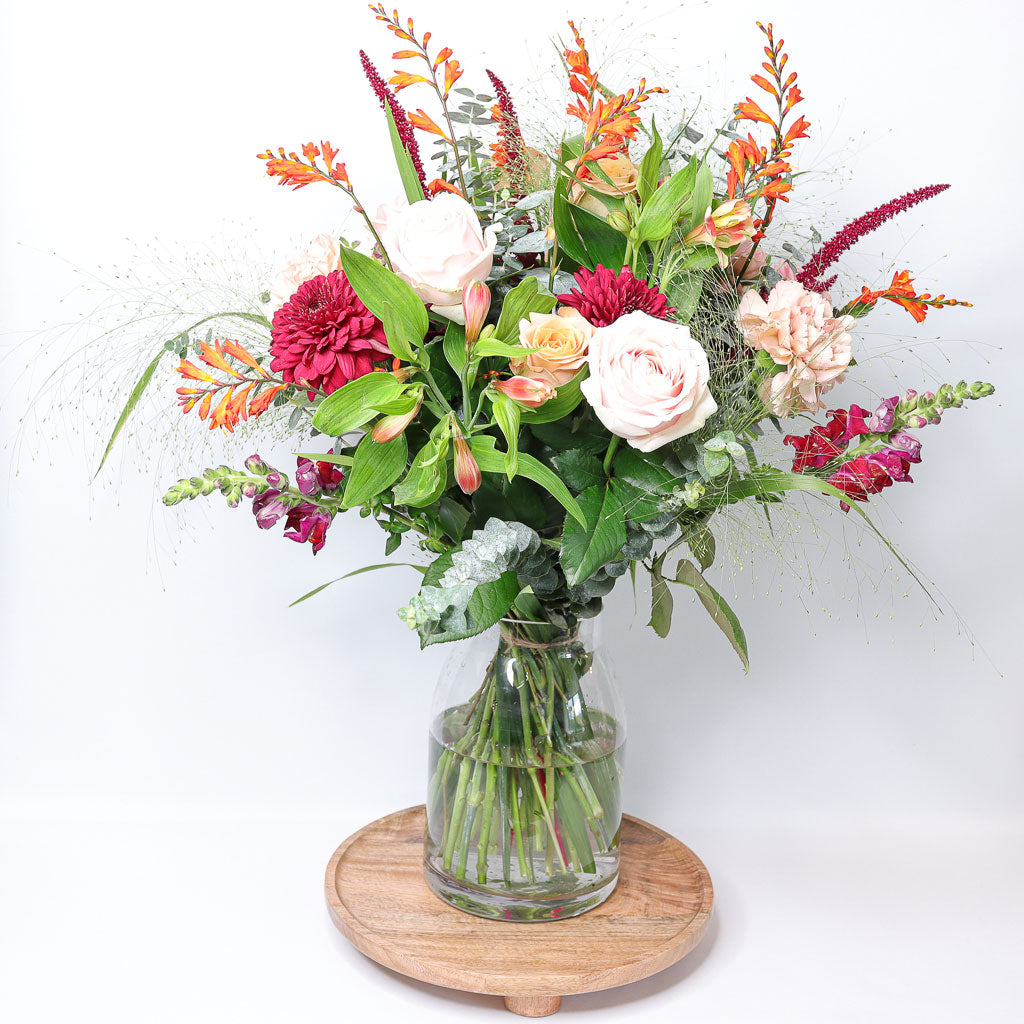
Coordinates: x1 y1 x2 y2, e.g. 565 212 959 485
492 375 556 408
462 280 491 347
453 430 482 494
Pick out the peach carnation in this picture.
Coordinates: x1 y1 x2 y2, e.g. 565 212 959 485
737 279 854 415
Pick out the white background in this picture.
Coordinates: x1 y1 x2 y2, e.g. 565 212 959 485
2 0 1022 1020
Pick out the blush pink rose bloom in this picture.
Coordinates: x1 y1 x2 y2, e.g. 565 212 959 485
581 311 718 452
372 193 498 323
269 234 342 310
736 279 854 415
512 307 594 386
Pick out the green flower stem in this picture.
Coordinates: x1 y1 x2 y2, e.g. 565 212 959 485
603 435 622 476
476 762 498 884
510 770 532 881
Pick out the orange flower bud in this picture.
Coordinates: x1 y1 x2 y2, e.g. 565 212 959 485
462 280 491 347
492 375 557 408
453 431 482 494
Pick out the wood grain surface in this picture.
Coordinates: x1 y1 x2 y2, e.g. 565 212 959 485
324 805 713 1011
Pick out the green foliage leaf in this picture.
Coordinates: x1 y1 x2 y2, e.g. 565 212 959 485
385 103 426 205
613 447 678 494
380 300 418 363
551 448 604 493
289 561 424 607
687 163 714 235
563 200 627 272
473 338 536 359
342 432 409 508
311 372 407 436
442 321 467 374
637 118 664 204
95 348 165 477
552 183 593 267
703 449 731 478
469 435 586 526
519 366 589 424
392 431 449 507
494 276 557 343
609 478 662 523
672 559 749 671
559 484 627 586
685 524 716 571
339 245 428 352
636 159 697 245
648 556 674 638
663 272 704 324
490 392 521 480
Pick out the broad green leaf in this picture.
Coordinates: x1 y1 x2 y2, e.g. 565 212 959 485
342 432 409 508
613 447 678 494
339 245 428 350
635 159 697 244
686 162 714 235
392 428 450 507
442 321 467 374
490 392 521 480
648 556 674 638
380 300 418 363
559 484 627 586
95 348 165 477
678 246 721 272
289 561 424 607
609 478 662 523
551 448 604 493
494 277 557 343
311 372 407 435
672 559 749 671
567 199 628 272
472 338 536 359
385 103 426 204
552 183 592 267
519 366 588 424
469 435 586 526
293 451 354 466
637 118 664 204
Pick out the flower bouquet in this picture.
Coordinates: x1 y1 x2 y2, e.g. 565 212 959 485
106 7 994 922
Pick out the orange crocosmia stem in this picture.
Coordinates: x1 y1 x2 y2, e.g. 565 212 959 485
257 143 351 191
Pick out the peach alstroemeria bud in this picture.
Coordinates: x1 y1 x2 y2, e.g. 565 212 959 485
372 390 423 443
452 429 482 494
493 375 557 408
462 280 491 348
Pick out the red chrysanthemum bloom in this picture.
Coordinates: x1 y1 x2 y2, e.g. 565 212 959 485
557 265 674 327
270 270 389 396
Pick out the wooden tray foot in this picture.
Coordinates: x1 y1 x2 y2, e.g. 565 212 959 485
503 994 562 1017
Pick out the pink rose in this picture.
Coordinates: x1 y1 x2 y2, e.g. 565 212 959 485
737 279 854 415
269 233 342 309
581 311 718 452
512 307 594 386
372 193 498 322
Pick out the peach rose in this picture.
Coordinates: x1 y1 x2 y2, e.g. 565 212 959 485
737 279 854 415
568 155 640 217
512 307 594 386
269 234 342 309
581 311 718 452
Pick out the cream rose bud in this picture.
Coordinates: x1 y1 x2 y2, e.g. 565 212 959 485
269 233 342 310
512 307 594 386
372 193 498 323
581 311 718 452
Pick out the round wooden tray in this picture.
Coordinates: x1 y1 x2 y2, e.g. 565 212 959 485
324 805 713 1017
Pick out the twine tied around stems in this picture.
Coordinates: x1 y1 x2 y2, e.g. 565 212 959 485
498 620 580 650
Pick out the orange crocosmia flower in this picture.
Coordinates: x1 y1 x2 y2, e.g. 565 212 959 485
392 49 420 59
177 359 216 383
736 99 776 127
390 71 431 91
433 46 452 67
258 143 351 191
426 178 463 197
408 110 453 144
443 58 463 97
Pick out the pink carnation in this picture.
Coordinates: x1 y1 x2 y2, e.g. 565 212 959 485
270 270 389 397
737 279 854 415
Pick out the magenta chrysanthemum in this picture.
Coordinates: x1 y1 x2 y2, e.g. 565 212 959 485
557 265 674 328
797 184 950 293
270 270 389 397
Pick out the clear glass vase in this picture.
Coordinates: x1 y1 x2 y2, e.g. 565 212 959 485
424 617 625 921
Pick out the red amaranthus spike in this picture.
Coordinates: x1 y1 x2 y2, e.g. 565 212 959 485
175 339 290 433
257 142 351 191
797 184 951 292
726 22 810 242
487 69 530 193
